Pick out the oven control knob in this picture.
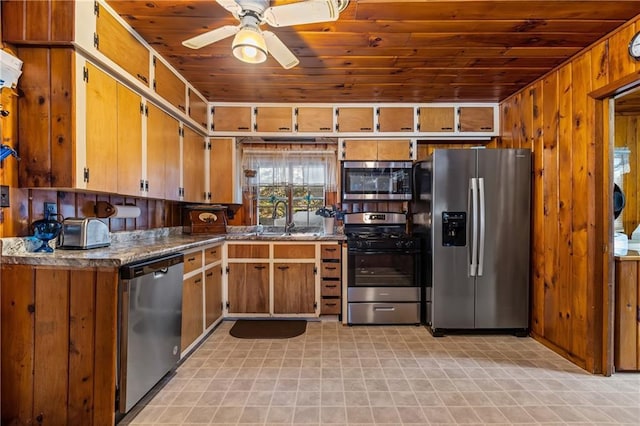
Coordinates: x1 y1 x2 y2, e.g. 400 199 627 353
404 240 415 248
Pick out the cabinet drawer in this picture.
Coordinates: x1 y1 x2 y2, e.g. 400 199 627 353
321 263 341 279
184 252 203 274
321 281 341 297
320 244 341 260
321 299 341 314
204 245 222 265
228 244 269 259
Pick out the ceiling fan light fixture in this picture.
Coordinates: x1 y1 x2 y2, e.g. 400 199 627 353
232 24 267 64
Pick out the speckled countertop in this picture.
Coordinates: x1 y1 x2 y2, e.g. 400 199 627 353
0 226 345 268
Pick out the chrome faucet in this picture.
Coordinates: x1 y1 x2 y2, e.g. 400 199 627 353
272 185 295 233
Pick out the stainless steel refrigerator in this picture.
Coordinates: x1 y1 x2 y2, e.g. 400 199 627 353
412 148 531 335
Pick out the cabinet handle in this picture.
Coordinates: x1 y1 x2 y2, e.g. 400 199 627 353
194 278 202 284
324 248 337 252
320 127 331 131
237 126 249 130
254 265 266 270
136 74 148 84
441 127 453 130
324 302 337 306
277 266 290 270
359 127 372 131
206 272 213 278
325 266 337 270
187 257 196 262
480 127 492 130
325 284 337 288
401 127 412 130
278 127 291 131
178 105 186 112
209 249 217 255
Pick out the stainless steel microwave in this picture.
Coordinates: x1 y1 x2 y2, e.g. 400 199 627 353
342 161 412 200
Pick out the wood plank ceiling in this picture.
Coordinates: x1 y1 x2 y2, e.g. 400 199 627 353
106 0 640 103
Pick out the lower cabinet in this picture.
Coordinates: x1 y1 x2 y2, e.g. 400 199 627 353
614 257 640 371
224 241 323 317
227 262 270 313
274 263 316 314
181 243 224 353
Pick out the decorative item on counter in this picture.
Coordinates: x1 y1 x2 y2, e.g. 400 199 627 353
316 205 344 235
30 210 63 253
95 201 141 219
183 204 228 235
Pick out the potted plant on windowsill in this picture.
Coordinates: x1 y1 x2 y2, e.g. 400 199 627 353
316 205 342 235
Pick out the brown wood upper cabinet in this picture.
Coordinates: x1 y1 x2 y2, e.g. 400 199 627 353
189 88 209 129
296 107 334 132
95 2 149 87
255 107 292 132
418 107 455 132
211 106 252 132
377 107 415 132
458 106 494 132
209 138 237 203
182 126 206 203
153 56 186 113
337 107 374 132
342 139 413 161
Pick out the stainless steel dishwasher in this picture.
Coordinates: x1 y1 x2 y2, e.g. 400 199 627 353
117 253 184 415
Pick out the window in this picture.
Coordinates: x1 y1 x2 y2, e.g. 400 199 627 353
242 148 337 227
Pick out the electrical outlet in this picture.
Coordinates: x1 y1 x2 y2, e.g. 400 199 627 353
0 185 9 207
44 202 57 216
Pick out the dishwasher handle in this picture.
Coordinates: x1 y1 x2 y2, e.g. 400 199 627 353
120 253 184 280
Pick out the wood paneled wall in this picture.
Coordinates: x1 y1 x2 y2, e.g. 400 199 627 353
500 17 640 373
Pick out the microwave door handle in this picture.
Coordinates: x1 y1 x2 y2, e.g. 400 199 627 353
469 178 478 277
478 177 486 277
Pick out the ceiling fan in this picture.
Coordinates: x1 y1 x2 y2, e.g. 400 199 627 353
182 0 349 69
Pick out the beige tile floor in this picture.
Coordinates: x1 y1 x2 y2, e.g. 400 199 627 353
125 320 639 425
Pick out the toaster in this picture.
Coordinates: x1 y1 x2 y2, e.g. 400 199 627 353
58 217 111 249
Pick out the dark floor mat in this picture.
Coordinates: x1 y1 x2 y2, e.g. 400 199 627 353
229 319 306 339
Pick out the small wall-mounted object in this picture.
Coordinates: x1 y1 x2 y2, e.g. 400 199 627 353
0 50 23 89
0 144 19 162
95 201 141 219
0 185 9 207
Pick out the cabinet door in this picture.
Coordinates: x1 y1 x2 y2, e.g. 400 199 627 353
181 273 204 351
205 265 222 328
95 3 149 86
146 104 169 198
210 138 235 203
458 106 494 132
116 83 143 196
227 263 269 313
378 107 414 132
255 107 292 132
342 139 378 161
164 123 182 201
273 263 315 314
337 107 374 132
189 88 209 129
85 62 118 193
377 139 413 161
153 56 186 113
182 126 206 203
419 107 455 132
296 107 333 132
212 106 252 132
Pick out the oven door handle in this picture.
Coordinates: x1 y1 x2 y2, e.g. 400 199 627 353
348 250 419 255
373 306 396 312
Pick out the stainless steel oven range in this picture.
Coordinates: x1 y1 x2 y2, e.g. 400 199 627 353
345 212 421 324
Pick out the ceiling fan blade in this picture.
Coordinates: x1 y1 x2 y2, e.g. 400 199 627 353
263 31 300 69
182 25 239 49
263 0 339 27
215 0 242 16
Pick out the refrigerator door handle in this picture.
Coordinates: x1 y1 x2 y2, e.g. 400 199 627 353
469 177 478 276
478 177 486 276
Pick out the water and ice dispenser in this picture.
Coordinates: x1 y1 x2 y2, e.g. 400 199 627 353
442 212 466 246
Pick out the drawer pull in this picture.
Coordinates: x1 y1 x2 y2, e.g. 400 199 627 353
325 266 337 270
277 266 290 271
325 248 337 252
194 278 202 284
374 306 395 312
254 265 266 270
206 272 213 277
324 302 337 306
441 127 453 130
325 284 337 288
187 257 196 262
